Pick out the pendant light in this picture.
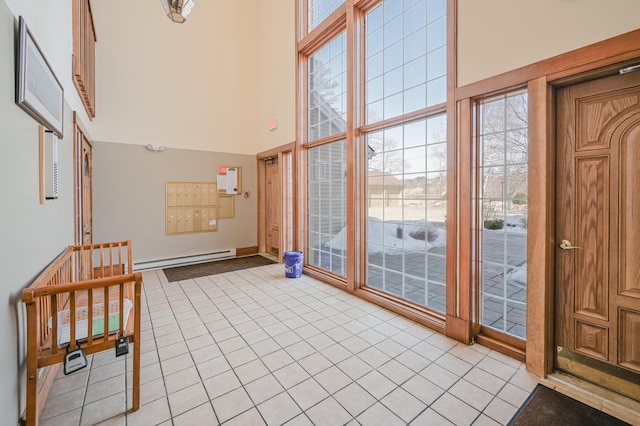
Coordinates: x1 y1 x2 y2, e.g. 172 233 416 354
160 0 195 24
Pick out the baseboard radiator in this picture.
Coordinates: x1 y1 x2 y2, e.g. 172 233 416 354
134 249 237 271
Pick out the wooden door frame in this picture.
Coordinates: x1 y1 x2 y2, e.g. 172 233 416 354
455 30 640 375
73 112 92 246
257 142 297 258
455 33 640 420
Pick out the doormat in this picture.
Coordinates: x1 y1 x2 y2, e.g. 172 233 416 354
508 384 630 426
163 255 276 282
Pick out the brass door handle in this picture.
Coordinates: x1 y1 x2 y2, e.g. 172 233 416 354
559 239 582 250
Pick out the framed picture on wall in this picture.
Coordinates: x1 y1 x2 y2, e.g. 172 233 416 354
16 16 64 139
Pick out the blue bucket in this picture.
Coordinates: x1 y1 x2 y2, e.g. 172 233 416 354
283 251 304 278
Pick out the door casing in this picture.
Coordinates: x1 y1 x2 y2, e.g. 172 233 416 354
74 113 93 246
554 71 640 400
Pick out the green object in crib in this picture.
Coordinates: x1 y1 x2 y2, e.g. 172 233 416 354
91 312 121 335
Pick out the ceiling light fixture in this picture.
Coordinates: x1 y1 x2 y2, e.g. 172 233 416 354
160 0 195 24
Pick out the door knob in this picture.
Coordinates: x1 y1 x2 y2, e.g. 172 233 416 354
559 239 582 250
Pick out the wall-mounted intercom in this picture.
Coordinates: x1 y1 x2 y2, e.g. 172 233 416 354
44 130 59 199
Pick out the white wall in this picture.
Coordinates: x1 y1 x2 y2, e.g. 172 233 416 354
457 0 640 86
0 2 75 422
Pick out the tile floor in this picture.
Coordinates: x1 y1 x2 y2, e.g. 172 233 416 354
40 263 539 426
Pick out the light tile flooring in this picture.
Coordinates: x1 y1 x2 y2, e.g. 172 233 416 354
40 263 539 426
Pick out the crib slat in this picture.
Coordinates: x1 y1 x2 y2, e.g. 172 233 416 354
51 296 58 354
87 288 94 345
69 292 77 348
119 283 125 333
103 286 109 339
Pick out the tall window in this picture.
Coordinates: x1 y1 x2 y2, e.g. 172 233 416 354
309 33 347 142
477 91 528 338
300 0 449 313
308 141 347 277
308 0 346 31
366 115 447 312
306 32 348 278
364 0 447 313
366 0 446 124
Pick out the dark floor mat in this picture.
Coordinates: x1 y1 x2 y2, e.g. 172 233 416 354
508 384 630 426
163 255 276 282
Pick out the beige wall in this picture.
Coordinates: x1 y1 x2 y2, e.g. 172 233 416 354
254 0 297 152
92 142 258 263
457 0 640 86
90 1 297 154
1 2 76 422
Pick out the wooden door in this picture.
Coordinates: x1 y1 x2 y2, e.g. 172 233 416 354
78 132 93 244
265 157 281 257
555 71 640 400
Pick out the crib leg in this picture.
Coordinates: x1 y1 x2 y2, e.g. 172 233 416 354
25 367 38 426
25 302 39 426
132 335 140 411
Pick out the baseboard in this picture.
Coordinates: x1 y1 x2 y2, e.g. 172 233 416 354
236 246 259 257
134 249 237 271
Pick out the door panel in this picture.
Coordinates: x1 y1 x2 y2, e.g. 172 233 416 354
555 71 640 400
265 157 281 257
620 125 640 297
81 134 92 245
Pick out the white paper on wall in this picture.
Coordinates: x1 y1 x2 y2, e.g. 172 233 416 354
226 168 238 194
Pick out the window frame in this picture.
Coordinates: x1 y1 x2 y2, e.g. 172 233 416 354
72 0 97 118
296 0 456 331
472 89 529 351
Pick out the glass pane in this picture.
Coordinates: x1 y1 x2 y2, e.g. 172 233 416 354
308 140 347 277
366 0 446 124
366 115 447 313
308 0 346 31
478 91 528 340
309 32 347 142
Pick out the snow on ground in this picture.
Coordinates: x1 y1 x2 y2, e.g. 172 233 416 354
324 217 447 254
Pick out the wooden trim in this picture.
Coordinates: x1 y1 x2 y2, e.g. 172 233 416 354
257 142 296 160
476 332 526 362
257 145 295 256
446 99 473 343
304 267 348 291
303 132 348 148
345 0 356 293
355 287 446 334
353 5 367 292
456 29 640 100
358 103 446 134
72 0 96 117
257 157 267 254
446 315 471 343
526 76 555 377
297 4 347 54
73 111 92 245
236 246 259 257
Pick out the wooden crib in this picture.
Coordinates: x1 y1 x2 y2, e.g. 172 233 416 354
21 241 142 426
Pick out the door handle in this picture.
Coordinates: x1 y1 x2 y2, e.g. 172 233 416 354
559 239 582 250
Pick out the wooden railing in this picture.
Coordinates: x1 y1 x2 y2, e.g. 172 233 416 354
21 241 141 426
